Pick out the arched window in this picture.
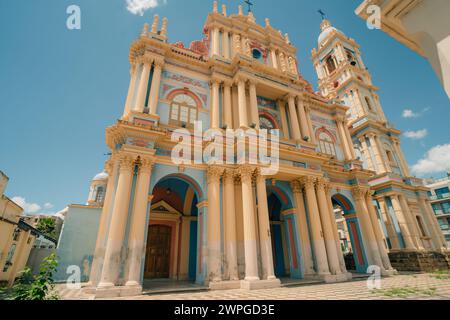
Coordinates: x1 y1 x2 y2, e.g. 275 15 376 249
318 131 336 157
365 96 373 111
252 48 263 61
326 55 337 74
259 115 276 130
169 93 198 128
95 186 105 203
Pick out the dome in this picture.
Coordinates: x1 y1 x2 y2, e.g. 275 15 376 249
92 171 109 182
318 19 340 46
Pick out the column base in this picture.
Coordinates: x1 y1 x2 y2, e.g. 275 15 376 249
240 278 281 290
93 285 143 299
209 280 241 290
381 269 398 277
321 273 350 283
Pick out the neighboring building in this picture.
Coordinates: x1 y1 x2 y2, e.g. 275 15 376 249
425 172 450 246
23 214 64 242
356 0 450 99
0 171 37 287
56 2 447 298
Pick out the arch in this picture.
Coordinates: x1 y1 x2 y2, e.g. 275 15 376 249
331 193 356 214
259 111 279 130
315 126 337 143
266 184 293 211
153 173 204 201
166 88 204 109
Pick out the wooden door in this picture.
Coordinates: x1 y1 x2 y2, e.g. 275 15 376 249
144 225 171 279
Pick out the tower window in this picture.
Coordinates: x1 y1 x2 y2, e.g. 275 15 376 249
365 97 373 111
326 55 337 74
95 186 105 203
169 93 199 128
252 48 262 60
416 216 427 237
318 131 336 157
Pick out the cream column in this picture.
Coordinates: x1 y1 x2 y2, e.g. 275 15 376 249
392 139 411 176
239 166 259 281
125 159 154 287
270 49 278 69
89 157 119 285
255 172 276 280
223 170 238 281
375 135 392 172
287 95 302 141
336 117 352 161
398 195 424 250
223 30 230 59
365 193 394 271
279 52 287 72
389 195 415 250
352 187 384 269
301 177 330 275
148 60 164 115
296 97 310 141
420 198 447 249
123 64 138 118
367 133 387 173
223 81 233 129
304 105 316 144
237 78 248 128
207 167 223 283
134 60 152 112
98 155 135 288
359 137 374 171
249 80 259 129
316 178 341 275
344 122 356 159
377 198 401 250
210 79 220 129
277 100 290 139
212 27 220 56
291 181 315 276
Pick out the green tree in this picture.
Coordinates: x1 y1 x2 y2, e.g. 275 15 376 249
8 253 59 300
36 217 56 239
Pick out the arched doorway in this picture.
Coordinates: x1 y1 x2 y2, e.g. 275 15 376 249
144 175 201 282
331 194 368 273
267 185 302 279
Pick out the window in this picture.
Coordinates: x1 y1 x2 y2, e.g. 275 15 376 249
435 187 450 197
3 244 16 272
416 216 427 237
95 186 105 203
318 131 336 157
365 96 373 111
169 93 198 128
252 48 262 60
325 55 337 74
259 115 275 130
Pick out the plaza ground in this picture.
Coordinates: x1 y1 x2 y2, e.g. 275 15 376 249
57 272 450 300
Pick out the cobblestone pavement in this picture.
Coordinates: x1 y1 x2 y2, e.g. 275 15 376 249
58 273 450 300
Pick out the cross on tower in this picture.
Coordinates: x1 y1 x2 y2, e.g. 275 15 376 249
244 0 254 13
318 9 326 20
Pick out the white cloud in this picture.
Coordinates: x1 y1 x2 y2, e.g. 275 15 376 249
11 196 41 214
402 107 430 119
126 0 164 16
411 143 450 176
403 129 428 140
44 202 54 209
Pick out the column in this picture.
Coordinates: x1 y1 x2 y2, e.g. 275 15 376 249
134 60 151 112
352 187 384 269
359 137 374 171
291 181 314 275
344 121 357 159
223 170 238 280
123 64 138 117
296 97 310 141
392 139 411 176
249 80 259 129
375 135 391 172
336 117 352 161
239 166 259 281
420 198 446 249
367 133 387 173
377 198 401 250
279 52 287 72
125 159 153 287
304 105 316 144
255 172 276 280
212 27 220 56
98 155 135 288
148 60 163 115
223 30 230 59
390 195 415 250
287 95 301 141
398 195 424 250
365 193 394 271
89 157 119 285
277 100 290 139
316 178 341 275
206 167 223 282
270 49 278 69
237 78 248 128
223 81 233 129
301 177 330 275
233 34 241 56
210 79 220 129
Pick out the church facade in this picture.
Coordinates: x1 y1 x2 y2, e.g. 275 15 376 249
81 2 448 297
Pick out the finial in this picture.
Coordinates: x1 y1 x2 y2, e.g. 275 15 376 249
213 1 218 13
161 17 168 37
142 23 149 36
265 18 270 27
151 14 159 33
320 19 331 31
248 11 255 23
238 5 243 16
285 33 290 44
222 4 227 16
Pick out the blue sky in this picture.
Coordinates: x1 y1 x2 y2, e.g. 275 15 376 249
0 0 449 215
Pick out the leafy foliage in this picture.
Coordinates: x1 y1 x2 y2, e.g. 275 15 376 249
7 253 59 300
36 217 57 239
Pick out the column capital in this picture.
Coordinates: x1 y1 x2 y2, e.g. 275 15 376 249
352 186 370 200
236 165 255 183
141 54 154 65
118 155 135 173
290 180 303 194
207 166 224 183
153 58 165 68
248 79 258 87
223 169 235 183
223 79 233 87
300 176 316 189
210 78 221 86
335 114 346 124
138 157 154 172
285 93 296 102
234 75 248 85
315 177 329 191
